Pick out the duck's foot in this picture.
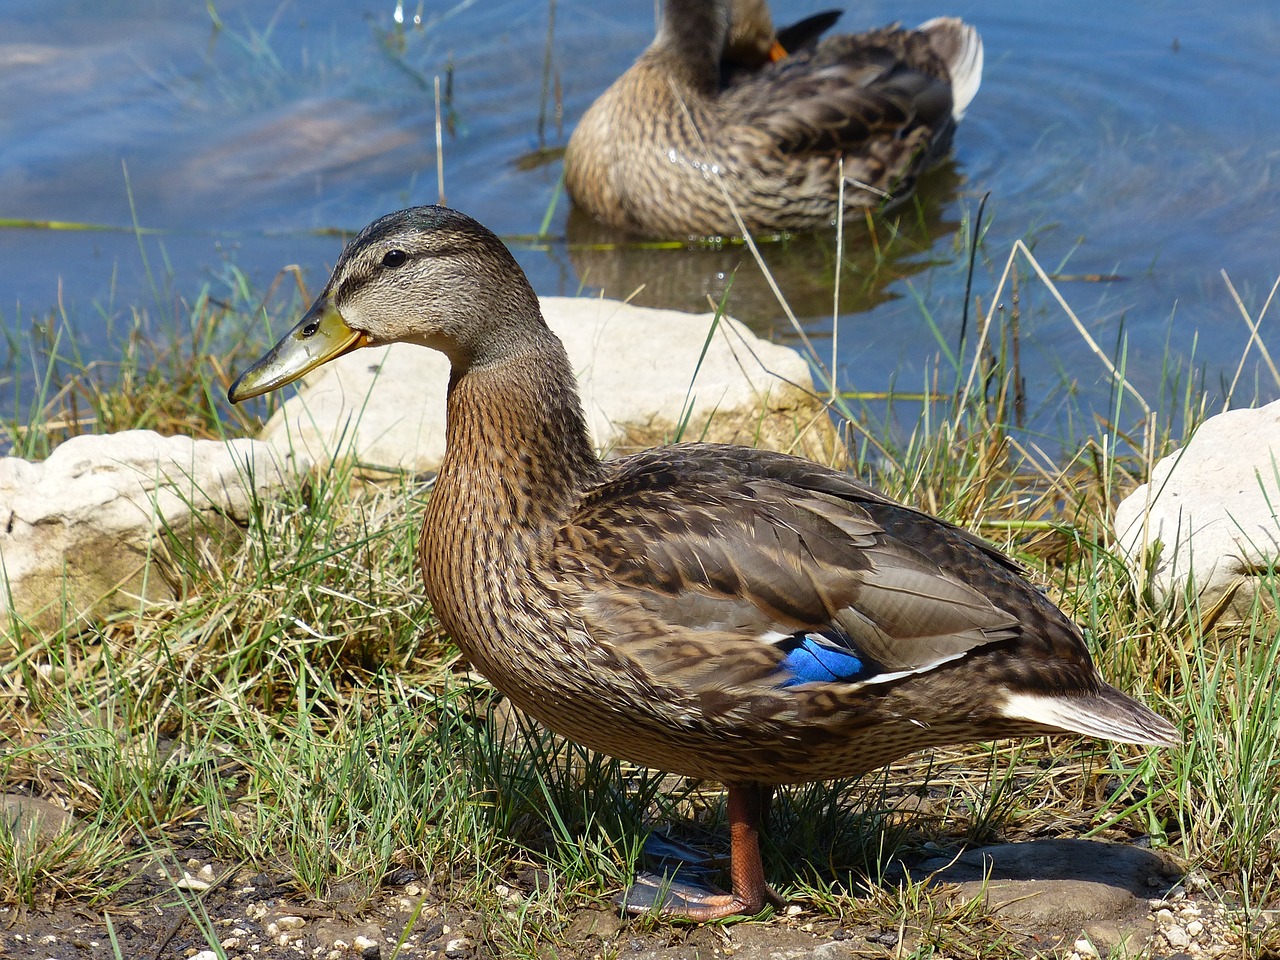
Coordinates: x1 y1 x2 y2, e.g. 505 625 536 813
618 783 786 922
616 870 782 921
638 831 729 872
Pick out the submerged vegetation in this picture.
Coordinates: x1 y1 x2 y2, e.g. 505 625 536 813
1 205 1279 958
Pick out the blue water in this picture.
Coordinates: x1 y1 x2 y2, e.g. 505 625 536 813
2 0 1278 444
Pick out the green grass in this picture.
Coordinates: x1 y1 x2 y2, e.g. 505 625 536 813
1 232 1279 958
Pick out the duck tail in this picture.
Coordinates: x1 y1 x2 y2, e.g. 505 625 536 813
1000 684 1180 748
918 17 984 121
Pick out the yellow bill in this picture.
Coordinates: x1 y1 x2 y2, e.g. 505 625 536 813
227 298 369 403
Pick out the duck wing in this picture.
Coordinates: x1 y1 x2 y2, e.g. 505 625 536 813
550 445 1033 694
722 32 956 163
774 10 844 56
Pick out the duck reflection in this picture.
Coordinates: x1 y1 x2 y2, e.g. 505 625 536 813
564 164 967 340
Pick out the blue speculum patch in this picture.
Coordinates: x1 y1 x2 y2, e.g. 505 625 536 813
777 632 874 687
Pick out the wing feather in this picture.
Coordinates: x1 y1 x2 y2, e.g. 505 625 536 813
551 445 1029 696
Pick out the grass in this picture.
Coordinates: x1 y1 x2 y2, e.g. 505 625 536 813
1 226 1279 958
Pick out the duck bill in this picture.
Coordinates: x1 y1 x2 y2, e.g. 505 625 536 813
227 299 370 403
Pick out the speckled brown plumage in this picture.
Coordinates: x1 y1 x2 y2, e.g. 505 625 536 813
228 205 1178 921
563 0 984 238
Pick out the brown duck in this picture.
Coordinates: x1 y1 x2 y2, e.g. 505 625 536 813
229 206 1177 921
563 0 984 238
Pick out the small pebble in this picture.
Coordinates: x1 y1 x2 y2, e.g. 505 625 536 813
176 871 211 892
785 904 803 916
1165 925 1191 949
1186 920 1204 937
1157 909 1175 924
191 952 219 960
1073 937 1098 957
276 915 306 932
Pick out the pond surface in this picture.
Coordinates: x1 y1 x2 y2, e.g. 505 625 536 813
2 0 1278 445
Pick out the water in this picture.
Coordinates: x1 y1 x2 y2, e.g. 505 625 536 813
2 0 1278 444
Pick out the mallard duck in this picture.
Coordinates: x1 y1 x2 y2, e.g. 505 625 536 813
228 206 1177 921
563 0 984 238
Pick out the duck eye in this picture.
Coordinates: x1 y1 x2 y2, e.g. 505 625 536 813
382 249 408 268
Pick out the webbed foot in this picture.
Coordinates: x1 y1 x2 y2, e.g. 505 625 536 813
617 870 779 921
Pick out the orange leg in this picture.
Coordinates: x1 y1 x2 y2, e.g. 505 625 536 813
620 783 787 921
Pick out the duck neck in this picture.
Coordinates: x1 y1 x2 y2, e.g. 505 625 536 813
650 0 732 91
430 331 602 546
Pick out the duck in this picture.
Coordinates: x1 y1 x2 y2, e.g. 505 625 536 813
228 205 1178 922
563 0 984 238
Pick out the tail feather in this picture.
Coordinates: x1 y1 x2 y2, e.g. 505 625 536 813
1001 686 1180 748
918 17 984 120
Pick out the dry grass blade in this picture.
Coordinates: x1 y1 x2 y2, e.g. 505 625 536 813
1223 269 1280 401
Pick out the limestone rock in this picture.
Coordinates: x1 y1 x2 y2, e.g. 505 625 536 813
0 430 310 633
919 839 1179 931
0 794 75 851
256 296 839 474
1114 400 1280 619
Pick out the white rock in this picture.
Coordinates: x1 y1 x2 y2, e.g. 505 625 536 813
1114 400 1280 619
191 952 219 960
175 871 211 892
0 430 310 634
257 296 837 474
1073 937 1099 957
1165 924 1191 949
